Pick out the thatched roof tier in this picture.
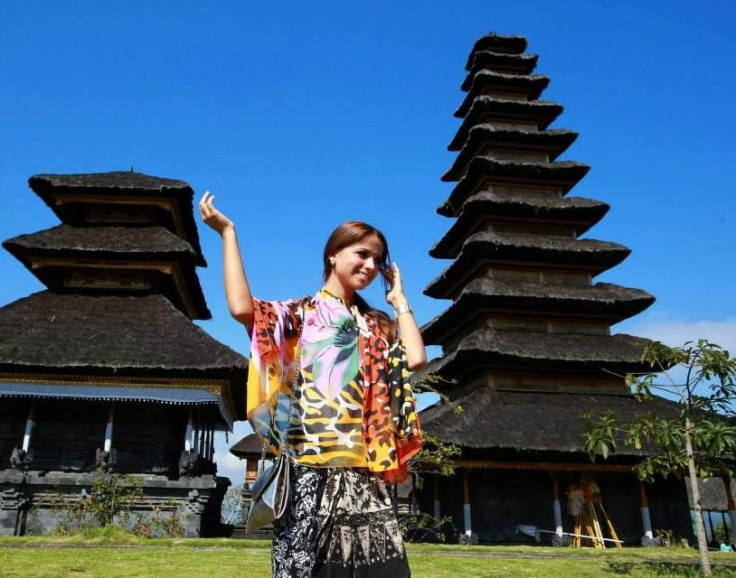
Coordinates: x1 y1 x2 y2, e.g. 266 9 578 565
449 97 563 151
419 330 651 380
421 278 655 345
443 158 590 214
433 195 608 258
420 388 679 456
4 225 195 258
230 433 275 459
442 126 578 182
462 52 539 89
3 225 210 319
465 34 528 69
29 172 206 267
30 171 188 191
0 292 248 419
455 71 551 118
424 232 630 299
434 193 609 252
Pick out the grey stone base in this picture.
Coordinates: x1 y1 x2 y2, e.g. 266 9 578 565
0 469 229 537
552 533 571 547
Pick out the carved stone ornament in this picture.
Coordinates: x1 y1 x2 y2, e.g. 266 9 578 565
9 446 33 470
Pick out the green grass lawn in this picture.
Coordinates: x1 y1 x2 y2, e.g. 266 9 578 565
3 529 736 577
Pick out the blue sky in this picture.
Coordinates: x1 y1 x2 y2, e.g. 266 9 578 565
2 1 734 483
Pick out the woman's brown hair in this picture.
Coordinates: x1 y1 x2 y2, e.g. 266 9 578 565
323 221 397 341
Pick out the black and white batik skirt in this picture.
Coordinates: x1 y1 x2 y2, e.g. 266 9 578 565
272 462 411 578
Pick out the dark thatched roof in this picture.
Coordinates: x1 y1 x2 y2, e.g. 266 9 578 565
0 291 244 371
4 225 195 258
418 330 652 382
3 225 210 320
0 292 248 418
686 478 736 511
449 97 564 151
29 172 206 267
420 388 679 456
230 433 275 459
442 126 578 182
30 172 189 191
424 232 631 299
455 71 551 118
443 157 590 215
465 34 528 69
462 52 539 90
433 193 609 252
421 278 655 345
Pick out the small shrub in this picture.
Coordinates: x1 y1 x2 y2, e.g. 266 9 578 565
655 529 674 549
399 511 456 543
53 468 143 533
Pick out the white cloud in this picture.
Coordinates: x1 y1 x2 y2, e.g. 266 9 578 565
621 316 736 355
215 451 247 486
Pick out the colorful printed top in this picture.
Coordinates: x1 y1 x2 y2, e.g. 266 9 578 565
247 288 422 482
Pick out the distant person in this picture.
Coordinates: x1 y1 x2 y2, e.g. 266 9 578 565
200 191 424 578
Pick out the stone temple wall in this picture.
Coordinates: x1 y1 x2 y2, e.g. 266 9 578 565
0 469 229 537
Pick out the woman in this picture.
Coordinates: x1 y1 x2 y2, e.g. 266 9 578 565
199 191 425 578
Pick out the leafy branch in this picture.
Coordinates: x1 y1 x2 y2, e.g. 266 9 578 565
584 339 736 577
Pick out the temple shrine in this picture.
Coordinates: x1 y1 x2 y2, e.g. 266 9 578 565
416 33 693 545
0 172 247 536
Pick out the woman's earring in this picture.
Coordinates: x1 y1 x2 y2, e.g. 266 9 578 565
329 258 336 267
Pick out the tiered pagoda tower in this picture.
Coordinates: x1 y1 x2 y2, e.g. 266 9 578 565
0 172 247 537
417 34 692 544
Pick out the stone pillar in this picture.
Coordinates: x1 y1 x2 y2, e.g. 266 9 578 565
184 409 194 452
552 474 563 536
722 512 731 544
208 427 215 460
640 481 654 545
103 405 114 452
96 404 117 472
204 427 211 460
198 426 206 455
11 403 35 470
462 469 472 537
22 403 35 452
708 510 717 545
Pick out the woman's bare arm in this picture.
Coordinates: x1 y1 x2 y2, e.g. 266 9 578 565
198 192 254 334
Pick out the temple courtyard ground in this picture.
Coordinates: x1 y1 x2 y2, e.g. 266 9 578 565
4 529 736 577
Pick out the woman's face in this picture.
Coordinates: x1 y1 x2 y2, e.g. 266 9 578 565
330 233 385 292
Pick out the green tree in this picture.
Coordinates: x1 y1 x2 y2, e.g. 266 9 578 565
410 374 462 478
585 339 736 577
410 432 462 477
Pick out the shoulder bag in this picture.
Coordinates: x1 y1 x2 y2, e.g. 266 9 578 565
246 313 303 533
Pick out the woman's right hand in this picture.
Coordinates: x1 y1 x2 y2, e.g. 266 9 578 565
199 191 234 236
198 190 254 330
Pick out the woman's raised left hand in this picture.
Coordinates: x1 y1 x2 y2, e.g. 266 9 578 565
384 263 407 308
